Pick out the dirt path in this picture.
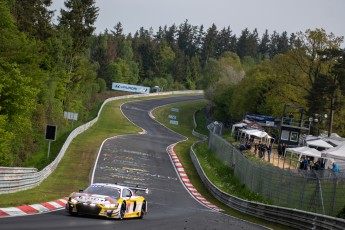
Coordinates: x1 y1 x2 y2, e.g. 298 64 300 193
250 147 296 169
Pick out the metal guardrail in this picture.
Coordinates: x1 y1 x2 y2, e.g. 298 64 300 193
192 109 208 141
0 90 203 194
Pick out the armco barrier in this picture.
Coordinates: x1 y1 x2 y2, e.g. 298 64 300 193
0 90 203 194
190 140 345 229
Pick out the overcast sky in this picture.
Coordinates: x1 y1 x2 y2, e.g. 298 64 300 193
50 0 345 41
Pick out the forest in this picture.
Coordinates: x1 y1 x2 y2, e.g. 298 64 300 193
1 0 345 167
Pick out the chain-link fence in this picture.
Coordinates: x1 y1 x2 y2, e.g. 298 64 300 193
208 131 345 216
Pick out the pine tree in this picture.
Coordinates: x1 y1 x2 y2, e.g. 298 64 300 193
59 0 99 55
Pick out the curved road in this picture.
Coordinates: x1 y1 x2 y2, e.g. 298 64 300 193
0 95 266 230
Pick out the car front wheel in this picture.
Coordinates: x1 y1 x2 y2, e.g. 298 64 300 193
119 203 126 219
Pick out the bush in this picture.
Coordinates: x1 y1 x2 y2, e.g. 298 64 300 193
336 206 345 219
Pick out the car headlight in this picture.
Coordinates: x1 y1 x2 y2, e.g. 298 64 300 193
70 198 78 204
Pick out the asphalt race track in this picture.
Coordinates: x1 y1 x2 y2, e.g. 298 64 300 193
0 95 267 230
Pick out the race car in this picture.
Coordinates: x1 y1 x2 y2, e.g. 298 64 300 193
65 183 148 219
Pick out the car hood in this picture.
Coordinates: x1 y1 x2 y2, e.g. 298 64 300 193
70 193 117 205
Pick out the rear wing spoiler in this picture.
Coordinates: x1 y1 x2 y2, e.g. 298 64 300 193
128 185 149 194
113 182 149 194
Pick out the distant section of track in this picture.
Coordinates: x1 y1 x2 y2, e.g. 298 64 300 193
0 95 266 230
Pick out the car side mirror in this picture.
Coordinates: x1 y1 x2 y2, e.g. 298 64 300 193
79 189 84 192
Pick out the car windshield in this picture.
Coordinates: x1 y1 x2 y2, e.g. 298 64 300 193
83 184 121 199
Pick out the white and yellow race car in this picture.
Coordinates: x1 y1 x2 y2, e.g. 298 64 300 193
66 183 148 219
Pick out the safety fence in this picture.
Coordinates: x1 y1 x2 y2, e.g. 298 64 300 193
205 131 345 217
0 90 203 194
190 141 345 229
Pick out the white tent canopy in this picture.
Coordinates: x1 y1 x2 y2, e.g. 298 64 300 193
322 137 345 147
231 122 247 133
321 142 345 160
287 146 334 169
241 129 272 139
307 139 334 149
286 147 322 159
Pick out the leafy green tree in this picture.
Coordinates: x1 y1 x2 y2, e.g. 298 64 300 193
229 61 275 120
108 58 138 84
209 80 235 122
189 56 202 89
0 60 39 165
264 53 309 117
316 48 345 136
153 41 175 77
293 29 343 116
201 58 221 89
172 48 187 83
0 1 44 165
0 115 14 166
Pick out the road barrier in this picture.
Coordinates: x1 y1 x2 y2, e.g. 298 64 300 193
0 90 203 194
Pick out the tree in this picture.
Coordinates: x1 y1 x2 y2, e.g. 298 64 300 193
269 31 279 58
201 24 218 64
277 31 289 54
0 1 44 165
59 0 99 59
236 28 258 59
258 29 270 60
216 26 237 57
90 33 109 86
0 60 39 165
177 20 197 57
318 48 345 136
153 41 175 77
164 24 177 46
9 0 54 40
293 29 343 117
